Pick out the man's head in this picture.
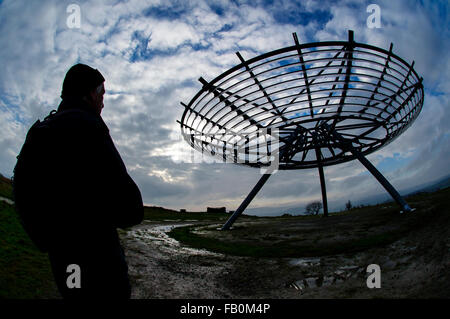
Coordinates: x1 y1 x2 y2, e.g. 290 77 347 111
61 63 106 115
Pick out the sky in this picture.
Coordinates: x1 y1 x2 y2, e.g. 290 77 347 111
0 0 449 215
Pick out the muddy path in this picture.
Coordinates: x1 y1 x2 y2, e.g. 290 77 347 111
122 221 233 298
121 210 450 299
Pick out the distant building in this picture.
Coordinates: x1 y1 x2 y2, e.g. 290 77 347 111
207 207 226 214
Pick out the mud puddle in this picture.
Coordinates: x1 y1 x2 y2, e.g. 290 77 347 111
127 222 220 257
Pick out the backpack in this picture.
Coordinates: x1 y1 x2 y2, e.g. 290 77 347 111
12 110 58 252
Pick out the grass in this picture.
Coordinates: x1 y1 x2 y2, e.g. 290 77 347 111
168 187 450 258
0 200 58 299
0 177 58 299
0 175 13 199
169 224 405 258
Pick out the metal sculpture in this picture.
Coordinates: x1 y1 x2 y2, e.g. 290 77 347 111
178 30 424 230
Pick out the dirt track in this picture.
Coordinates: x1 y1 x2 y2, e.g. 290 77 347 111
121 202 450 299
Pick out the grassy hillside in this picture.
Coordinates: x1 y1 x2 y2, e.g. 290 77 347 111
0 175 13 199
169 187 450 258
0 200 58 298
0 176 59 298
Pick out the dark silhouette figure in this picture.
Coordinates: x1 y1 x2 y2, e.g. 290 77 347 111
35 64 143 298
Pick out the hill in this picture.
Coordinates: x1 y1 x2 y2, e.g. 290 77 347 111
0 200 59 298
0 174 13 199
412 174 450 193
142 205 241 222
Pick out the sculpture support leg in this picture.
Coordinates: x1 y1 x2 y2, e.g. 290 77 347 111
317 162 329 217
315 147 328 217
323 123 412 212
221 173 272 230
349 149 411 212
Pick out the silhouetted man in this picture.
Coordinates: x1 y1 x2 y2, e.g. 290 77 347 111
43 64 143 298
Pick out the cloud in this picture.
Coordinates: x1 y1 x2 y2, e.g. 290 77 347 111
0 0 448 214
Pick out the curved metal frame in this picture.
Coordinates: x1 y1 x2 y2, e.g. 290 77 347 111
180 31 423 170
178 31 424 229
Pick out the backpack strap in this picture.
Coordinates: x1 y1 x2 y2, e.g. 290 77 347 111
44 109 58 121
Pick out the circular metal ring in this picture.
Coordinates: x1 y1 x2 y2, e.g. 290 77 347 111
180 32 424 170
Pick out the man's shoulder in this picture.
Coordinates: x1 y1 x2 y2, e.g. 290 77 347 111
46 108 107 132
